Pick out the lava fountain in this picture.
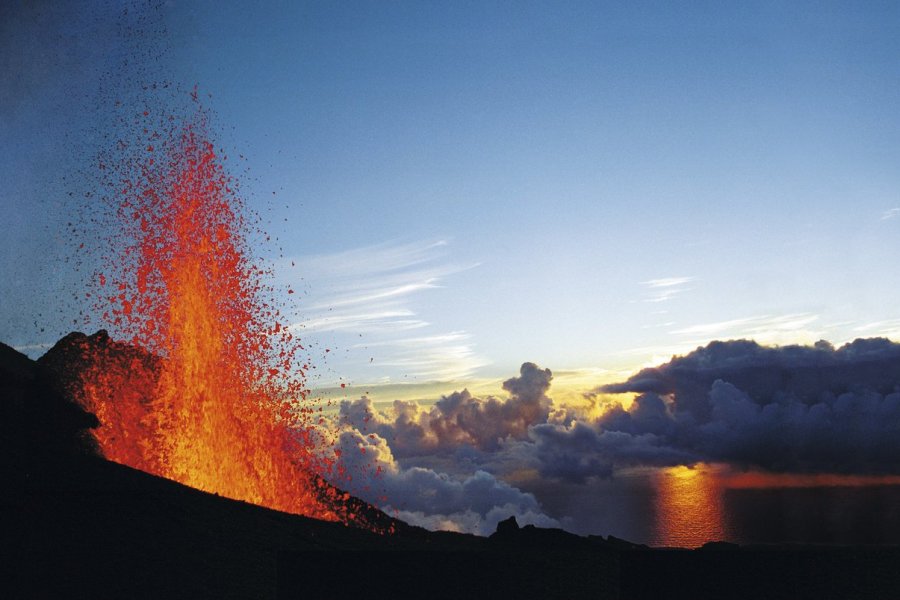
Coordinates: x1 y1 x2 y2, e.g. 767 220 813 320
63 103 367 525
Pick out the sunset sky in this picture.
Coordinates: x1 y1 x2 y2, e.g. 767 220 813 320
3 1 900 541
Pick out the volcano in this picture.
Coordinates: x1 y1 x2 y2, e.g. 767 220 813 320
5 333 624 599
78 111 362 525
7 95 898 600
2 105 625 597
7 334 900 599
36 329 394 532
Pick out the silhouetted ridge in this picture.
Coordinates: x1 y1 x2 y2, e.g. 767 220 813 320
8 332 900 598
2 339 99 485
34 330 401 532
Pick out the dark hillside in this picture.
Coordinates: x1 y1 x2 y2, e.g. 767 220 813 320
4 337 899 599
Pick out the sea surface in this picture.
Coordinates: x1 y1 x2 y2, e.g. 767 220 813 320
524 467 900 548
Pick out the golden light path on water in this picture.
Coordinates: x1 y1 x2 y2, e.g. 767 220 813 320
651 465 900 547
652 465 726 548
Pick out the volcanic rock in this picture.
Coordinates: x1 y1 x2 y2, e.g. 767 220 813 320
7 332 900 599
34 330 401 534
493 514 520 537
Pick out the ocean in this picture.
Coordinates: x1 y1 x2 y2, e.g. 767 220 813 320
523 467 900 547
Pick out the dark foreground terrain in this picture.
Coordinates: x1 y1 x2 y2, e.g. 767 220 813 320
4 337 900 599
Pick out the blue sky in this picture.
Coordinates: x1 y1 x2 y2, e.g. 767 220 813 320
5 0 900 541
3 1 900 391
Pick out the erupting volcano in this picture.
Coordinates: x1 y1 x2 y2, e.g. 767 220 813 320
51 103 372 526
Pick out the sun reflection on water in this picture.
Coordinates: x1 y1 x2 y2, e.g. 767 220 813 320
653 465 726 548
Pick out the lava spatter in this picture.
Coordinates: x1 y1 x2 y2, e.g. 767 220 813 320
66 102 378 527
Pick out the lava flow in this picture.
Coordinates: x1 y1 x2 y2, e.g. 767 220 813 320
63 105 366 525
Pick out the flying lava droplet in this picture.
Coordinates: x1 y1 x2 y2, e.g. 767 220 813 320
67 101 378 528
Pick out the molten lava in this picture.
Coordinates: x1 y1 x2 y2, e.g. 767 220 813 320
67 106 367 525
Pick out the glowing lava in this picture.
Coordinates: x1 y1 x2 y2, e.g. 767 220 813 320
68 105 365 524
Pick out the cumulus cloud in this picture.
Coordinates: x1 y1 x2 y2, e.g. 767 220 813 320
337 362 553 456
320 339 900 535
523 422 696 483
322 362 559 533
592 338 900 474
325 425 558 535
427 362 552 451
601 338 900 412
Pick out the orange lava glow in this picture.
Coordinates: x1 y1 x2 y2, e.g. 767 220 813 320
71 106 370 526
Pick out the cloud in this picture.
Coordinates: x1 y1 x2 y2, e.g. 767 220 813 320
881 207 900 221
594 338 900 474
641 277 694 289
669 313 820 340
853 318 900 340
320 341 900 535
284 239 486 383
289 239 452 281
288 239 464 335
325 425 558 536
292 309 424 333
359 332 489 382
319 362 561 534
639 276 694 303
427 362 552 451
601 337 900 401
612 312 840 375
523 422 697 483
337 362 553 456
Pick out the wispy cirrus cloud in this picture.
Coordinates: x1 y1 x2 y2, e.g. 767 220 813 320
669 313 820 340
285 239 486 384
638 276 694 303
609 313 826 371
853 318 900 340
317 281 441 310
288 240 466 334
293 310 427 334
352 331 489 382
641 277 694 289
290 239 452 279
880 207 900 221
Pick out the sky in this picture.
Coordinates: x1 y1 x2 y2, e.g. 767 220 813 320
3 0 900 391
3 1 900 541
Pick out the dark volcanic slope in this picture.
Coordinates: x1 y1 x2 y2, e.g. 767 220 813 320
3 340 618 599
5 337 900 599
36 330 398 532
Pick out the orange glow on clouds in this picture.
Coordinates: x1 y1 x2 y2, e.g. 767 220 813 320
720 470 900 489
